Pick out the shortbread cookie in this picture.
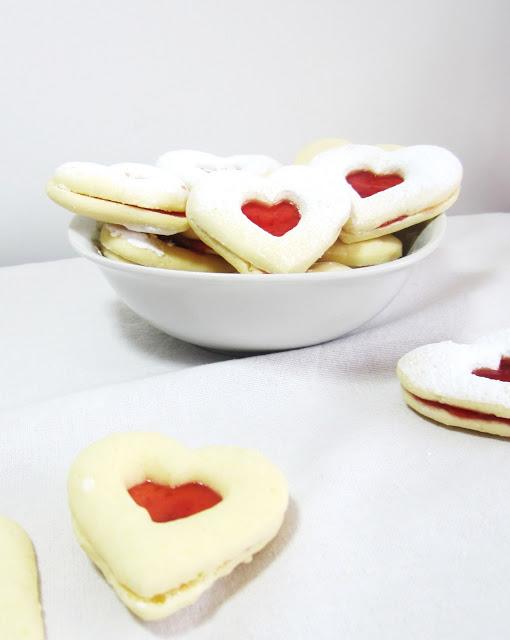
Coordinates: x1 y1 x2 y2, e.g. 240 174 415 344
47 162 189 235
157 150 280 188
320 234 402 267
311 144 462 242
307 262 351 273
68 432 288 620
99 225 235 273
187 165 351 273
397 330 510 437
295 138 404 164
0 517 44 639
294 138 351 164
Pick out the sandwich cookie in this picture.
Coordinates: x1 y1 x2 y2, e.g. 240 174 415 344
99 225 235 273
68 432 288 620
47 162 189 235
0 517 44 640
320 234 402 267
397 330 510 437
311 143 462 242
186 165 352 273
157 150 280 189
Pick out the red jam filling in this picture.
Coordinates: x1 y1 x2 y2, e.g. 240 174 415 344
241 200 301 237
411 393 510 425
346 170 403 198
171 235 212 254
378 214 408 229
473 357 510 382
89 194 186 217
128 481 222 523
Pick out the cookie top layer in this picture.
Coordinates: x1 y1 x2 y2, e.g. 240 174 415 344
53 162 188 211
397 330 510 417
311 144 462 233
157 150 280 188
187 165 352 273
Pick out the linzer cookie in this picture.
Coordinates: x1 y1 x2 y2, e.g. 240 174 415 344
311 143 462 242
99 224 235 273
186 165 351 273
0 517 44 640
397 330 510 437
68 432 288 620
157 150 280 188
47 162 189 235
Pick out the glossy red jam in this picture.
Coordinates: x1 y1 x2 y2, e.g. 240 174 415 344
473 357 510 382
241 200 301 237
410 393 510 425
378 214 408 229
346 170 403 198
150 209 186 217
91 195 186 217
129 481 222 523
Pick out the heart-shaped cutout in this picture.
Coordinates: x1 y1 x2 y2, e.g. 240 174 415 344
129 480 222 523
69 433 288 620
241 200 301 237
397 331 510 436
346 170 403 198
473 357 510 382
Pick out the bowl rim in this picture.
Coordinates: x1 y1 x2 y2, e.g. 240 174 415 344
68 214 447 282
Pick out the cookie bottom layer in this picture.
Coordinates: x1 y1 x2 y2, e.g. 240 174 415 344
72 517 271 621
189 223 264 273
402 388 510 437
100 225 235 273
341 188 459 243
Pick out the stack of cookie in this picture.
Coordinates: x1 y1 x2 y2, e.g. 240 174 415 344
47 142 462 274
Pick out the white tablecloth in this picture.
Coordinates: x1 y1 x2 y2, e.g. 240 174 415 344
1 213 509 639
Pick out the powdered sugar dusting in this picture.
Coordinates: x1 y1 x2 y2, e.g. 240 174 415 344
311 144 462 232
397 329 510 413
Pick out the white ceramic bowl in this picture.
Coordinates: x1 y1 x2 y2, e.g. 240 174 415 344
69 216 446 352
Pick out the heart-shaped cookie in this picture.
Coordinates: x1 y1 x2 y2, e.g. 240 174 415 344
157 150 280 188
99 224 235 273
311 144 462 242
47 162 189 235
0 517 44 639
68 433 288 620
397 330 510 436
186 165 352 273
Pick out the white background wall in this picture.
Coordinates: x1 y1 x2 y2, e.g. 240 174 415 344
1 0 508 266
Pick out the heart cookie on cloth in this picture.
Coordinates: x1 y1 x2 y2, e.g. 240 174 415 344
99 225 235 273
311 144 462 242
157 150 280 188
397 330 510 437
68 433 288 620
47 162 189 235
0 517 44 640
186 165 352 273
